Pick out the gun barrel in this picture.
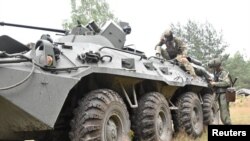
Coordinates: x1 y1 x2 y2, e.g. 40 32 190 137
0 22 66 33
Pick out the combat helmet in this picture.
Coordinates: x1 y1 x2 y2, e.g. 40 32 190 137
208 57 222 68
162 26 173 41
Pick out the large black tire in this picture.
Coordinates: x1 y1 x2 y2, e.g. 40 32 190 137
174 92 203 138
202 93 220 125
133 92 173 141
172 95 183 133
69 89 130 141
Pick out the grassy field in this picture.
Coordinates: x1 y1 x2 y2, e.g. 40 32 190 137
230 95 250 124
173 95 250 141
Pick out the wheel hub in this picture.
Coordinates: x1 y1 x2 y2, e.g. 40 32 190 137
157 115 164 136
192 107 200 130
157 110 169 140
106 119 118 141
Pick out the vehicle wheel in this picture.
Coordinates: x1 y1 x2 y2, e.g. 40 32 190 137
172 96 183 133
178 92 203 138
202 93 220 125
133 92 173 141
69 89 130 141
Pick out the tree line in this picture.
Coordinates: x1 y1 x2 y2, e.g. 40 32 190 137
171 20 250 89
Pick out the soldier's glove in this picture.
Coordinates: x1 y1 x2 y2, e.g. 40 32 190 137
156 53 161 58
210 81 216 86
155 46 161 58
207 78 212 82
208 81 216 88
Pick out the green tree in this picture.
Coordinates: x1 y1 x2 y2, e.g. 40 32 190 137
63 0 117 29
171 20 228 63
224 52 250 89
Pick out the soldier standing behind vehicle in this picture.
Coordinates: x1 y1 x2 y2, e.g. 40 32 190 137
208 58 232 125
155 27 197 77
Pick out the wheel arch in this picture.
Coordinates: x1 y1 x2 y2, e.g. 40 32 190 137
53 73 164 134
53 73 210 138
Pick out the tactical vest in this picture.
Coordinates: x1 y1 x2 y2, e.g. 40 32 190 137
214 71 228 94
165 39 180 59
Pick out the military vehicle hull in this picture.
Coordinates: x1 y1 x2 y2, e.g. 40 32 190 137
0 21 219 141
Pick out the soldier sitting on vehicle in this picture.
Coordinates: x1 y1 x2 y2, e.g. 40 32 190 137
155 27 197 78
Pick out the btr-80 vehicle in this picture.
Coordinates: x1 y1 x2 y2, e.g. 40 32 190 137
0 21 219 141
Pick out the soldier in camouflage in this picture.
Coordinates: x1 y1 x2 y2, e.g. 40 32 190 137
155 27 197 77
208 58 232 125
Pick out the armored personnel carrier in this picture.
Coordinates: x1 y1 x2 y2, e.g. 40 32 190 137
0 21 219 141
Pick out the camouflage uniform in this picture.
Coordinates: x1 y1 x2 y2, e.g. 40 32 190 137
213 69 232 125
155 35 196 77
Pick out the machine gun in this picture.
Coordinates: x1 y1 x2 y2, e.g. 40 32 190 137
0 22 67 33
0 22 68 54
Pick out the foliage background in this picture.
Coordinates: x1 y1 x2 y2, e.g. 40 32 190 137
63 0 117 29
64 1 250 89
171 20 250 89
